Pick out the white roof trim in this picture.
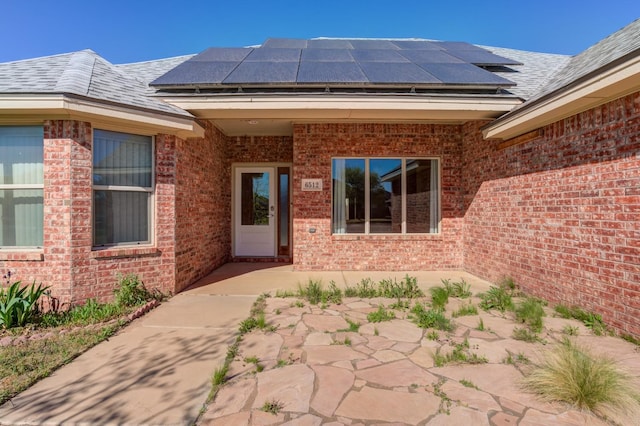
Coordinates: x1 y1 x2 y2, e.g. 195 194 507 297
0 94 204 138
484 55 640 140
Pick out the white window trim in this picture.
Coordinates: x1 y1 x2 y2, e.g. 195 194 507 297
332 157 441 235
91 130 155 248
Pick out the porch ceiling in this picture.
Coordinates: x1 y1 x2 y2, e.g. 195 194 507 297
162 94 522 136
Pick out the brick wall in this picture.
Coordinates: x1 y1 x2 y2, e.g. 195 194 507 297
292 123 465 270
463 91 640 337
174 123 231 292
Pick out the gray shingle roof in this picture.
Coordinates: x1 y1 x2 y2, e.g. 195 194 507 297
523 18 640 105
0 50 191 117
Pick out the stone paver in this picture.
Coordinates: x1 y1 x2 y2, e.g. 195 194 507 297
195 289 640 425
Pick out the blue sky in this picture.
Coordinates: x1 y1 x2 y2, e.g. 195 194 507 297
2 0 639 64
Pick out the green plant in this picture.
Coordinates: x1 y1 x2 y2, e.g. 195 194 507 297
339 318 360 332
429 286 449 310
441 278 472 298
513 327 541 343
113 274 153 307
298 279 323 305
563 325 579 336
294 300 304 308
212 364 228 386
479 286 514 312
367 306 395 323
388 299 410 310
275 289 296 298
523 338 640 418
432 338 487 367
332 337 351 346
374 327 379 336
515 297 546 333
0 272 50 328
553 305 607 335
621 334 640 346
432 378 452 414
427 330 440 340
344 276 423 299
460 379 478 389
276 359 290 368
476 318 485 331
261 399 284 415
410 303 454 332
452 302 478 318
504 351 530 365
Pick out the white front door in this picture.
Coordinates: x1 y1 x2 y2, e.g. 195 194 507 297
234 167 276 256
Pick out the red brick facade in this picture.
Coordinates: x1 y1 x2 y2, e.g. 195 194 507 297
1 92 638 337
291 123 465 270
463 91 640 337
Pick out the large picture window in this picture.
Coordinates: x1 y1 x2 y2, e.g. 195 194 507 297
332 158 439 234
0 126 44 247
93 129 153 246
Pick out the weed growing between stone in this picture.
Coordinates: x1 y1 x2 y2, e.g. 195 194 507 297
410 303 454 332
432 338 488 367
554 305 607 335
344 275 423 299
451 302 478 318
261 399 284 415
366 305 396 323
441 278 472 298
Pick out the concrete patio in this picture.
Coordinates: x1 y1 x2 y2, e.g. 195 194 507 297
1 263 639 425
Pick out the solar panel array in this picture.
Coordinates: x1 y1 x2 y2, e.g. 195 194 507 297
151 38 521 88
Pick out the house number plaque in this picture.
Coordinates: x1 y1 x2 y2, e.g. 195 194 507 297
301 179 323 191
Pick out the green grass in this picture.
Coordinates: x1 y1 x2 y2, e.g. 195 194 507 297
432 338 488 367
503 351 530 365
479 286 514 312
367 306 396 323
451 302 478 318
338 318 360 332
344 275 424 299
410 303 454 332
429 286 449 310
460 378 479 389
512 327 543 343
441 278 472 298
562 325 579 336
515 297 546 333
297 280 343 305
554 305 607 335
261 399 284 415
426 330 440 340
476 318 485 331
523 338 640 419
0 323 121 404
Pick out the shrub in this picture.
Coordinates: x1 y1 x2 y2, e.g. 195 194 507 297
114 274 153 307
0 271 50 328
523 339 640 418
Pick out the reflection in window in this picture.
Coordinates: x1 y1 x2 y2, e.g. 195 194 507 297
332 158 439 234
241 172 270 226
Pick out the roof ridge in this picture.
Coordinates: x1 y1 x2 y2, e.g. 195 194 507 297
54 50 97 95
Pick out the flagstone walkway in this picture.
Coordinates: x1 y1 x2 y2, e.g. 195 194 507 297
198 294 640 425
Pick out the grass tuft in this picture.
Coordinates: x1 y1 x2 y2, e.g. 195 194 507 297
479 286 514 312
410 303 454 332
515 297 546 333
367 306 396 323
523 338 640 419
452 302 478 318
429 286 449 311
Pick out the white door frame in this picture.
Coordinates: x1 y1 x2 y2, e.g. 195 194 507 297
234 166 277 257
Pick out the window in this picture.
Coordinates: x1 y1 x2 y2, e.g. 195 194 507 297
0 126 44 247
332 158 439 234
93 129 153 246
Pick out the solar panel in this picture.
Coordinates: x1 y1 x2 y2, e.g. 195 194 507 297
152 61 240 85
350 49 409 62
348 40 400 50
223 62 299 84
416 63 515 85
307 39 354 49
358 62 440 84
245 48 301 62
445 50 523 66
297 62 367 83
190 48 252 62
397 50 464 64
391 40 442 50
431 41 479 51
301 49 355 62
262 38 308 48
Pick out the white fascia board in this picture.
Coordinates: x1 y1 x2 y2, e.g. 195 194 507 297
484 56 640 140
162 95 521 121
0 94 204 138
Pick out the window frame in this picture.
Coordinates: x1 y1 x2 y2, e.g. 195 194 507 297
331 157 441 235
91 129 155 248
0 125 44 248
